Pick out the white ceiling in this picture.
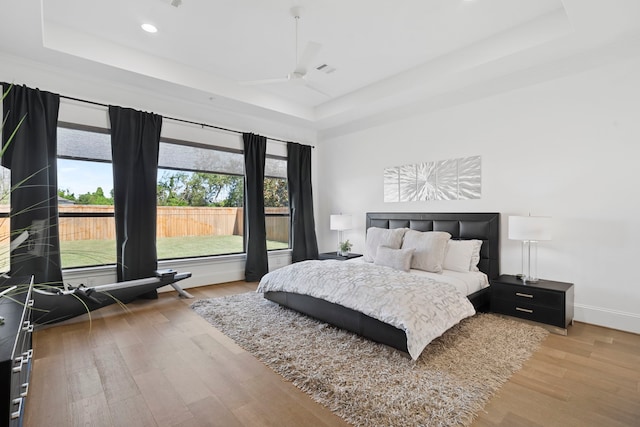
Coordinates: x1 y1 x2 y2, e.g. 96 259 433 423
1 0 640 135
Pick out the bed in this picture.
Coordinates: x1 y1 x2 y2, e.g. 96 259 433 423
258 212 500 359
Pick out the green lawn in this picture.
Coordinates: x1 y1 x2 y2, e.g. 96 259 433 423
60 235 289 269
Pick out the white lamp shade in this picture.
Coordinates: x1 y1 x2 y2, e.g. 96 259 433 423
330 214 352 231
508 216 552 241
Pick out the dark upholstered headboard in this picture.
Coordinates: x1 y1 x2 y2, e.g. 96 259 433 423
366 212 500 280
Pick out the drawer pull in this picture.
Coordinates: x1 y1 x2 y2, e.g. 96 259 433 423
11 397 22 419
14 353 29 364
516 307 534 314
515 292 534 298
12 356 25 373
20 382 29 397
22 321 34 332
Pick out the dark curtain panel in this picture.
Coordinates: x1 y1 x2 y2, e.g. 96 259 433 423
1 83 63 287
287 142 318 262
109 106 162 297
243 133 268 281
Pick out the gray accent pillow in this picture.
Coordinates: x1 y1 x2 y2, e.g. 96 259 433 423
363 227 407 262
374 246 415 272
401 230 452 273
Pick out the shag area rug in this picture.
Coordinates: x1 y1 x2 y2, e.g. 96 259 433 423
191 292 548 427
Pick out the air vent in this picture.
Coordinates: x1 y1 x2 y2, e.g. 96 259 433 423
316 64 336 74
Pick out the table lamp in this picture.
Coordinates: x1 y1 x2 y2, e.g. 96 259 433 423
508 215 551 282
330 214 352 256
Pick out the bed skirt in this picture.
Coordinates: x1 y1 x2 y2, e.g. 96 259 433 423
263 286 490 354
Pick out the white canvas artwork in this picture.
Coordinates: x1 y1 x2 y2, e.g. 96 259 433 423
384 156 481 202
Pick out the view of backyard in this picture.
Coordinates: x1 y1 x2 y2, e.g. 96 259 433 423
55 205 290 269
0 207 290 270
60 235 289 268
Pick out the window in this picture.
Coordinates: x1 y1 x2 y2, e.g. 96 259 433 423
156 140 245 258
56 123 291 268
264 158 290 251
156 140 290 260
57 125 116 268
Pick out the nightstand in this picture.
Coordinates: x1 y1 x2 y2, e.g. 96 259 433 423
318 252 363 261
491 274 574 335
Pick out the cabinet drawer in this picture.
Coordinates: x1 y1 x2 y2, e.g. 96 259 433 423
492 298 566 328
492 284 564 309
1 276 34 427
15 322 32 356
8 396 23 427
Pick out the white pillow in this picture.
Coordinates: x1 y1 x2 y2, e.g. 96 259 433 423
469 240 483 272
443 239 484 272
374 245 415 272
363 227 407 262
401 230 451 273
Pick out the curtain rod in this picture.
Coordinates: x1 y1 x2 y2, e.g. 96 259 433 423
59 94 315 148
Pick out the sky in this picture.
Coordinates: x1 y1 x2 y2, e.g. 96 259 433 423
56 159 204 200
58 159 113 196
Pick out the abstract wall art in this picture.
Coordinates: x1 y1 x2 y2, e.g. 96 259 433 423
384 155 481 202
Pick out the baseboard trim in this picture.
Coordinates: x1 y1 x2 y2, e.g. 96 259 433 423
574 303 640 335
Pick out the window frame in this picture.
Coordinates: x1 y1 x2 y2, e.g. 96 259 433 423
56 122 291 269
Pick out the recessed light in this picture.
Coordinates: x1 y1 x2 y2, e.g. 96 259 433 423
141 23 158 33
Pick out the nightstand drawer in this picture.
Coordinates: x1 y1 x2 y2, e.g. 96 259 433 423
492 284 564 309
492 298 566 327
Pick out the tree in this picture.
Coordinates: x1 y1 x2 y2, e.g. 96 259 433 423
157 171 189 206
264 177 288 207
58 188 76 202
156 171 288 208
218 175 243 207
77 187 113 205
157 171 244 207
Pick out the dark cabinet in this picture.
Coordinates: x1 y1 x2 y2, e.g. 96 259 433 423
0 276 34 427
491 274 574 333
318 252 363 261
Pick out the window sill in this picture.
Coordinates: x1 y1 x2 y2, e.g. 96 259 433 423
61 250 292 288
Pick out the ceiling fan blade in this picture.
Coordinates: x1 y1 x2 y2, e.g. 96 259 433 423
239 76 291 85
294 41 322 74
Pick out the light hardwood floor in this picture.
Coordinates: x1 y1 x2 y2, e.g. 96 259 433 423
25 281 640 427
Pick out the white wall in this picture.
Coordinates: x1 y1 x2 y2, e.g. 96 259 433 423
317 56 640 334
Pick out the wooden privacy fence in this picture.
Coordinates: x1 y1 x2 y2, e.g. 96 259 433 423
4 205 290 243
265 207 290 244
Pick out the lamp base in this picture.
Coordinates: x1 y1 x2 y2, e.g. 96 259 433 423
519 240 540 284
516 273 539 283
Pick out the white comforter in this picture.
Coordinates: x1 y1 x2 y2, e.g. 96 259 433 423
256 260 476 360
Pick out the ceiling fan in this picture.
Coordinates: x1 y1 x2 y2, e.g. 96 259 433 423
239 7 330 96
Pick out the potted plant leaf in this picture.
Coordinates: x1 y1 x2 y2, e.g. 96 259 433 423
339 239 352 257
